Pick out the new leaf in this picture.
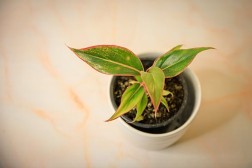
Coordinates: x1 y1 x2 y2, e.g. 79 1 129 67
141 67 165 115
133 93 148 122
161 97 169 112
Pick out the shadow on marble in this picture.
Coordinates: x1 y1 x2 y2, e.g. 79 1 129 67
174 68 242 145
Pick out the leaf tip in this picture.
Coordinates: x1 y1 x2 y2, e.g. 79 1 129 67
177 44 183 48
206 47 215 50
104 119 110 122
105 117 115 122
105 112 121 122
67 45 78 54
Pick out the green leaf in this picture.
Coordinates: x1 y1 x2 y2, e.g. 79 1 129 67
163 90 173 97
168 44 183 52
69 45 144 76
129 79 139 85
133 115 143 122
132 93 148 122
134 75 142 82
106 83 145 121
161 96 169 112
141 67 165 114
153 44 182 66
154 46 214 77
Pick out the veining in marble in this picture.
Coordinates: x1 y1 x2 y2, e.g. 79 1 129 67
0 0 252 167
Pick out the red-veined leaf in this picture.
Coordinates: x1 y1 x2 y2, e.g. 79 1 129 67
141 67 165 115
69 45 144 76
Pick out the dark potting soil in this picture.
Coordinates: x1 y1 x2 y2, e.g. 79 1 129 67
113 59 184 126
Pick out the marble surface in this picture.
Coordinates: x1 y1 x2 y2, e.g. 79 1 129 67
1 0 252 167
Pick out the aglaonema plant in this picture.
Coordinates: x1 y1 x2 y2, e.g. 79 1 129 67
69 45 213 122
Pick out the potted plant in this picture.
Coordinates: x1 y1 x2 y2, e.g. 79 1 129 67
69 45 213 149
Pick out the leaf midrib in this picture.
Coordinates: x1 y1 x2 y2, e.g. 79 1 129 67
120 84 143 111
85 53 141 73
160 52 185 71
143 71 159 107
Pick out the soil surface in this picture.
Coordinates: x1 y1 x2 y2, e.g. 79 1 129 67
113 59 185 125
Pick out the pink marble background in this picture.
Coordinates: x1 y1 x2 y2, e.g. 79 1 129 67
0 0 252 167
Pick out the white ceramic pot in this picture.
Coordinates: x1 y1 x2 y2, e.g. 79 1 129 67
108 53 201 150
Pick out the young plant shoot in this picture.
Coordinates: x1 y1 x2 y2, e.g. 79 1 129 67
69 45 213 122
